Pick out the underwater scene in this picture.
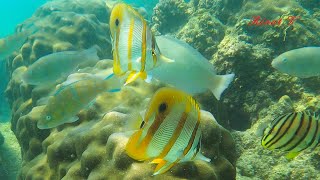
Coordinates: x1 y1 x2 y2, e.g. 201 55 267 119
0 0 320 179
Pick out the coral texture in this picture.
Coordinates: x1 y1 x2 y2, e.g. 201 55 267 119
4 0 236 179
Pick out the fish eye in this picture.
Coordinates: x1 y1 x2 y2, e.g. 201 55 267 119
158 102 167 113
46 115 52 121
115 19 119 26
140 121 145 129
282 58 288 63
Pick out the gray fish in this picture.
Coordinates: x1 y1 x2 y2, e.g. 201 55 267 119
0 29 34 60
22 46 100 85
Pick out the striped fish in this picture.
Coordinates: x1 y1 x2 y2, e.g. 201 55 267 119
109 3 173 85
261 111 320 159
125 87 210 175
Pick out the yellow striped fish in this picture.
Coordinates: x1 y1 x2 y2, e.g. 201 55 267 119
261 111 320 159
109 3 173 85
125 87 210 175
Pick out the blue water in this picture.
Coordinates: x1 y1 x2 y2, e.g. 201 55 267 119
0 0 46 37
0 0 45 119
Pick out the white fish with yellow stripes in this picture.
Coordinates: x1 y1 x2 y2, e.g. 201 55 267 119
261 111 320 159
109 3 173 85
125 87 211 175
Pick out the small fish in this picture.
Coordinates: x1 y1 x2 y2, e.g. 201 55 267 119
272 47 320 78
109 3 173 85
261 111 320 159
149 36 235 100
125 87 211 175
37 73 121 129
22 46 100 85
0 29 35 60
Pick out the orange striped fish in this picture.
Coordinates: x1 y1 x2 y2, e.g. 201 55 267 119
109 3 173 85
125 87 211 175
261 111 320 159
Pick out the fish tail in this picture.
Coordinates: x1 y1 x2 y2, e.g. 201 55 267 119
124 71 147 85
209 73 235 100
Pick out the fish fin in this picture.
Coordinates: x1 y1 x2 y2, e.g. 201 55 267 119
145 74 153 83
124 71 147 85
36 96 50 106
66 116 79 123
194 152 211 162
125 130 149 161
150 158 163 164
285 151 300 160
108 88 121 93
125 112 144 131
152 159 176 176
159 54 175 63
209 73 235 100
86 98 96 108
104 73 114 80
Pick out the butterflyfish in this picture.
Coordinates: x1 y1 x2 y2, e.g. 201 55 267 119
22 45 100 85
261 111 320 159
149 36 235 100
109 3 173 85
272 47 320 78
125 87 211 175
37 73 121 129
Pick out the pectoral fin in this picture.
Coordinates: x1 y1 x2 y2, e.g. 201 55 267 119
124 71 147 85
285 151 300 160
66 116 79 123
151 158 176 176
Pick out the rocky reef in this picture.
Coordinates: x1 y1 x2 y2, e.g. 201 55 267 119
152 0 320 179
4 0 236 179
4 0 320 179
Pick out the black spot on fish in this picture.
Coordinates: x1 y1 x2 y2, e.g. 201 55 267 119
140 121 145 129
159 103 167 113
115 19 119 26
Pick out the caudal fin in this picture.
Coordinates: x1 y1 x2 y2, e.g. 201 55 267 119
209 73 235 100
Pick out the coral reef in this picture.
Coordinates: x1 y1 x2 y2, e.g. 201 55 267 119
151 0 320 179
3 1 236 179
4 0 320 179
0 122 22 180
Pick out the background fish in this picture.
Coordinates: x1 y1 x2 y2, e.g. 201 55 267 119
0 28 35 60
272 47 320 78
109 3 173 85
125 87 211 175
37 73 122 129
22 46 100 85
261 111 320 159
149 36 235 100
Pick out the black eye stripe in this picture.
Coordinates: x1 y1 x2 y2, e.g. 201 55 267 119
115 19 119 26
